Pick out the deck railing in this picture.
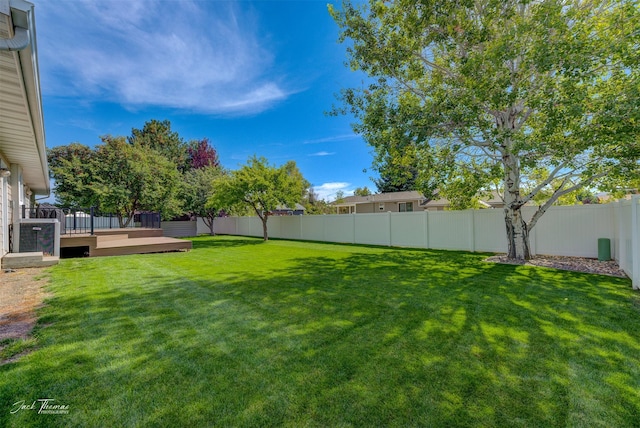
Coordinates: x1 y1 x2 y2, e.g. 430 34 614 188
21 206 161 235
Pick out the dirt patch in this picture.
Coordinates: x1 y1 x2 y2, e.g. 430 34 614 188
485 254 628 278
0 267 51 342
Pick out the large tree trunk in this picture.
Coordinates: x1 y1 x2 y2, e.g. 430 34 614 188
504 207 530 260
118 214 133 228
203 216 215 236
261 216 268 241
252 205 269 241
501 133 531 260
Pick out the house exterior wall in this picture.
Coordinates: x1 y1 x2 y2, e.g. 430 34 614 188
1 1 49 259
0 161 34 256
336 199 424 214
0 175 5 256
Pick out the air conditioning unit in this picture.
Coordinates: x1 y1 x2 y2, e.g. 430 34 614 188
15 219 61 256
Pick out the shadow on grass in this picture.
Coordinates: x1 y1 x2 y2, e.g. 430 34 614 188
1 238 638 427
189 235 264 250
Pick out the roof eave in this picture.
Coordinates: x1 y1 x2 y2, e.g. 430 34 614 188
2 0 49 195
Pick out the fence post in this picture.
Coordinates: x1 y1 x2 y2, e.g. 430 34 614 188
351 214 355 244
90 206 95 235
425 210 430 249
468 209 475 252
388 211 392 247
632 195 639 290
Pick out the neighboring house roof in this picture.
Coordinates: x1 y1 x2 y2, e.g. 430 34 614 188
0 0 49 195
332 190 506 209
481 190 505 207
333 191 425 207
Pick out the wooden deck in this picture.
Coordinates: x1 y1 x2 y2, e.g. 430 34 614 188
60 228 192 257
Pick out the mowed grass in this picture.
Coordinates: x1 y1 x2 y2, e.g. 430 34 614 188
1 235 639 427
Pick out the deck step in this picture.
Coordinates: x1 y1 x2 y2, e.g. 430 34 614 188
96 234 129 243
92 237 192 257
94 229 164 238
2 252 60 269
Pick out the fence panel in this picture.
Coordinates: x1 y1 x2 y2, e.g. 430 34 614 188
205 217 236 235
390 212 426 248
267 216 282 238
614 197 638 288
617 200 632 276
634 197 640 289
428 210 473 251
324 215 355 244
237 217 262 237
473 209 507 253
279 216 302 240
528 205 615 258
197 217 210 235
300 215 326 242
355 213 391 246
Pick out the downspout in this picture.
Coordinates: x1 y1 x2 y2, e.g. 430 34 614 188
1 5 50 197
0 25 29 51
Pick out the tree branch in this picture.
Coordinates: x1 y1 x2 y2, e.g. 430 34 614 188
527 172 606 231
520 162 568 205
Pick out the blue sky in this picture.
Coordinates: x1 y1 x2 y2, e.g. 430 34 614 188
36 0 374 201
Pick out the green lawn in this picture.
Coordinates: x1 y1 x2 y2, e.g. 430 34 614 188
1 235 639 427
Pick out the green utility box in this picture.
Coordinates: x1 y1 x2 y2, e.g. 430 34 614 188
598 238 611 261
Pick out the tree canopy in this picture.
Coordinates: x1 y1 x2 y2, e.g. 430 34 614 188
187 138 220 170
182 165 224 235
129 119 188 171
208 156 308 240
48 119 223 226
354 186 372 196
48 136 182 226
330 0 640 259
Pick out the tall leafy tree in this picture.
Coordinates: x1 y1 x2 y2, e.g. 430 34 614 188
48 136 183 227
182 165 224 235
330 0 640 259
187 138 220 170
128 119 188 171
90 136 183 226
208 156 307 240
47 143 96 208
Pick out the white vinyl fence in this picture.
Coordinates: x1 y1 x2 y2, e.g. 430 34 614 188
198 197 640 288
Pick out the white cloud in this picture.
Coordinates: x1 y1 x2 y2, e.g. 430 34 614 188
309 151 336 157
303 134 359 145
313 182 353 201
37 0 289 115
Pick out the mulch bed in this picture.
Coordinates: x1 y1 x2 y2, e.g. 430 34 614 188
485 254 628 278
